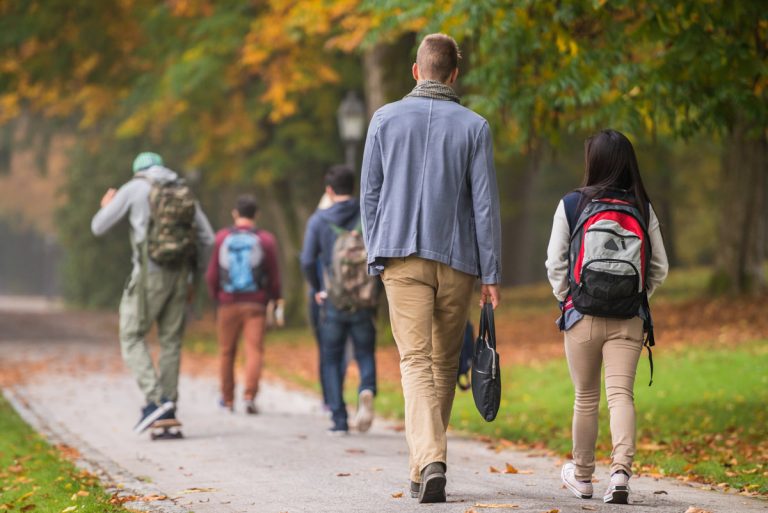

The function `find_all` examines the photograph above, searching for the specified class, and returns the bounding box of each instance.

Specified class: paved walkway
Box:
[0,303,765,513]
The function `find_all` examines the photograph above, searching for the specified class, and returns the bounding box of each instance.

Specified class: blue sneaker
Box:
[134,401,174,433]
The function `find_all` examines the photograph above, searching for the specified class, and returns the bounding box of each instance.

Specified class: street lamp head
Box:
[337,91,366,144]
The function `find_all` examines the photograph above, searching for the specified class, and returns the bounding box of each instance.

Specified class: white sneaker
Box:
[603,471,630,504]
[354,390,374,433]
[561,462,593,499]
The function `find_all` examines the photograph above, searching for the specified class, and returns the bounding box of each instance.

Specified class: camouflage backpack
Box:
[146,179,197,268]
[323,220,379,312]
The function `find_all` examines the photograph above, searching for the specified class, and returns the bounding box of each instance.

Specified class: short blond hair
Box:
[416,33,461,82]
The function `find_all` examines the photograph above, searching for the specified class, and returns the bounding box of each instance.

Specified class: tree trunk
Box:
[363,44,388,117]
[260,179,310,326]
[654,143,677,266]
[503,140,544,285]
[362,34,417,117]
[712,121,767,294]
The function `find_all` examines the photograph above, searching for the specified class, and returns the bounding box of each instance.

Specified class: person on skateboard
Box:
[91,152,214,435]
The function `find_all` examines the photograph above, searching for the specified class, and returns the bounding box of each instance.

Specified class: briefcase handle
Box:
[478,302,497,351]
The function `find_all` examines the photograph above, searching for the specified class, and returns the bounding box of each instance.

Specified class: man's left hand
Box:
[479,284,501,309]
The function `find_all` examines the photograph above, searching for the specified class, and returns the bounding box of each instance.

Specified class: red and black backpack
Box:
[565,190,652,318]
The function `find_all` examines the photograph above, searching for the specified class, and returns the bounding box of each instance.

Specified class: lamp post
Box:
[337,91,366,169]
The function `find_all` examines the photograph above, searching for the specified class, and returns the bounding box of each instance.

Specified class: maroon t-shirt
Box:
[205,226,282,305]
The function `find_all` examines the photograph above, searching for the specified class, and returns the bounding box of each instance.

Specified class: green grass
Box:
[0,395,127,512]
[361,341,768,495]
[187,266,768,496]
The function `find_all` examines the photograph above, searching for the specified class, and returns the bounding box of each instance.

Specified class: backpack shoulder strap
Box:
[562,191,583,234]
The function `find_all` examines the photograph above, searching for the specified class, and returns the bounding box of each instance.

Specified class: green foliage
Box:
[366,0,767,145]
[57,137,137,308]
[0,395,127,512]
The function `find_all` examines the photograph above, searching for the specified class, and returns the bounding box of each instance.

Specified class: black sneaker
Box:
[133,401,174,434]
[409,481,420,498]
[327,419,349,436]
[418,462,446,503]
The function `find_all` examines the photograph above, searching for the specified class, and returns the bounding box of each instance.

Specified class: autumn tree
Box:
[0,0,372,312]
[365,0,767,292]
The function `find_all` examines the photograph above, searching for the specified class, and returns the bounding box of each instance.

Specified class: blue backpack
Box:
[219,228,265,293]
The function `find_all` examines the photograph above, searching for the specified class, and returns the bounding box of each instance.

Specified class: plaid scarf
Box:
[404,80,460,104]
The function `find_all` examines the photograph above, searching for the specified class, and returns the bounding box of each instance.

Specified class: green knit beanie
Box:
[132,152,164,173]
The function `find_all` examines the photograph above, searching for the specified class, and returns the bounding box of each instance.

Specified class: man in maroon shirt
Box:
[206,195,282,414]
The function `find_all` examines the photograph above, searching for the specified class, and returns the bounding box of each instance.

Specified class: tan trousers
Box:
[564,315,644,480]
[381,256,475,482]
[217,302,267,405]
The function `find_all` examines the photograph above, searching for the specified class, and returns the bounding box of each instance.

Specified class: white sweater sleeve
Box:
[545,200,571,302]
[646,205,669,297]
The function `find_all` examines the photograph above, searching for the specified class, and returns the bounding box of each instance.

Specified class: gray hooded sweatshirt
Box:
[90,165,215,278]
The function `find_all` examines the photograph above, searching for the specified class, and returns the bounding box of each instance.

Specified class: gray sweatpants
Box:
[119,268,188,405]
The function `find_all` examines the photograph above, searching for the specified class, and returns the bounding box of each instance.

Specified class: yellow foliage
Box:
[0,94,20,123]
[238,0,360,121]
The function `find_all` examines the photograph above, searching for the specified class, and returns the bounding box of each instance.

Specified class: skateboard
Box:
[150,419,183,440]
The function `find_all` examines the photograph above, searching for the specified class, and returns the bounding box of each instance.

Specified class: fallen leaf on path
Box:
[474,504,519,509]
[391,492,403,498]
[684,508,713,513]
[581,506,597,511]
[544,510,560,513]
[504,463,518,474]
[489,466,500,473]
[177,487,217,494]
[653,490,668,495]
[336,472,351,477]
[142,494,168,501]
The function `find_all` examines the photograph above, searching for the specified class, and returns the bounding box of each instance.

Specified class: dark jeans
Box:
[319,301,377,429]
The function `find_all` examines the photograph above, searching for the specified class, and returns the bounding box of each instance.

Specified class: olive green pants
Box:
[119,269,188,406]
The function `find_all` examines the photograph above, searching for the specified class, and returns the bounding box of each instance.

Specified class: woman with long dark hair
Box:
[545,129,669,504]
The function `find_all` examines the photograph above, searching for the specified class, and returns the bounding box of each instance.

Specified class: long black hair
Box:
[578,129,651,223]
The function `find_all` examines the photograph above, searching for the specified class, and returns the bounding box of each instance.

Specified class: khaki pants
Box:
[381,256,475,482]
[119,269,188,405]
[564,315,644,480]
[217,302,267,405]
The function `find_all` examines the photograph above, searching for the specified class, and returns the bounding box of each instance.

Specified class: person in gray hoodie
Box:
[91,152,214,433]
